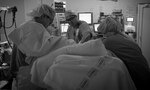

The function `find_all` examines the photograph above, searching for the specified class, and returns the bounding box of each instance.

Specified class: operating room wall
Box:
[24,0,42,21]
[65,0,150,27]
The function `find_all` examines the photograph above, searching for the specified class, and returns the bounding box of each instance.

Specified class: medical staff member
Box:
[65,10,93,43]
[9,4,75,57]
[97,17,150,90]
[8,4,75,90]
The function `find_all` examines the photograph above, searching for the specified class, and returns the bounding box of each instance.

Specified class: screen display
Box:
[127,17,134,22]
[78,12,92,24]
[94,23,100,32]
[60,23,69,33]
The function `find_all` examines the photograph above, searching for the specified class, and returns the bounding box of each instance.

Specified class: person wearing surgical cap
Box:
[97,17,150,90]
[8,4,75,90]
[65,10,93,43]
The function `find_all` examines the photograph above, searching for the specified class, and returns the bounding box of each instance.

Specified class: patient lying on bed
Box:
[30,38,136,90]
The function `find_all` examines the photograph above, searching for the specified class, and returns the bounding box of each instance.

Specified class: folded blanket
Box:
[44,55,136,90]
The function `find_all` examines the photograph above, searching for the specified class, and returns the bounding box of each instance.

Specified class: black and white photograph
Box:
[0,0,150,90]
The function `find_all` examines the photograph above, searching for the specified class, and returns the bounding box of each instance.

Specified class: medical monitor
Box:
[127,17,134,22]
[60,23,69,33]
[78,12,93,24]
[94,23,100,32]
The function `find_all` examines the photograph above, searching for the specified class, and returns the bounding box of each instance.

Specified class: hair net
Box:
[97,17,123,34]
[27,4,55,20]
[65,10,77,20]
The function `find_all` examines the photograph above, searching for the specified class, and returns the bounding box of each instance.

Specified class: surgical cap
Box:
[65,10,77,20]
[27,4,55,19]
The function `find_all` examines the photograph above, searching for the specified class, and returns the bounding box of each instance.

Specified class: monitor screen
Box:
[94,23,100,32]
[78,12,93,24]
[60,23,69,33]
[127,17,134,22]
